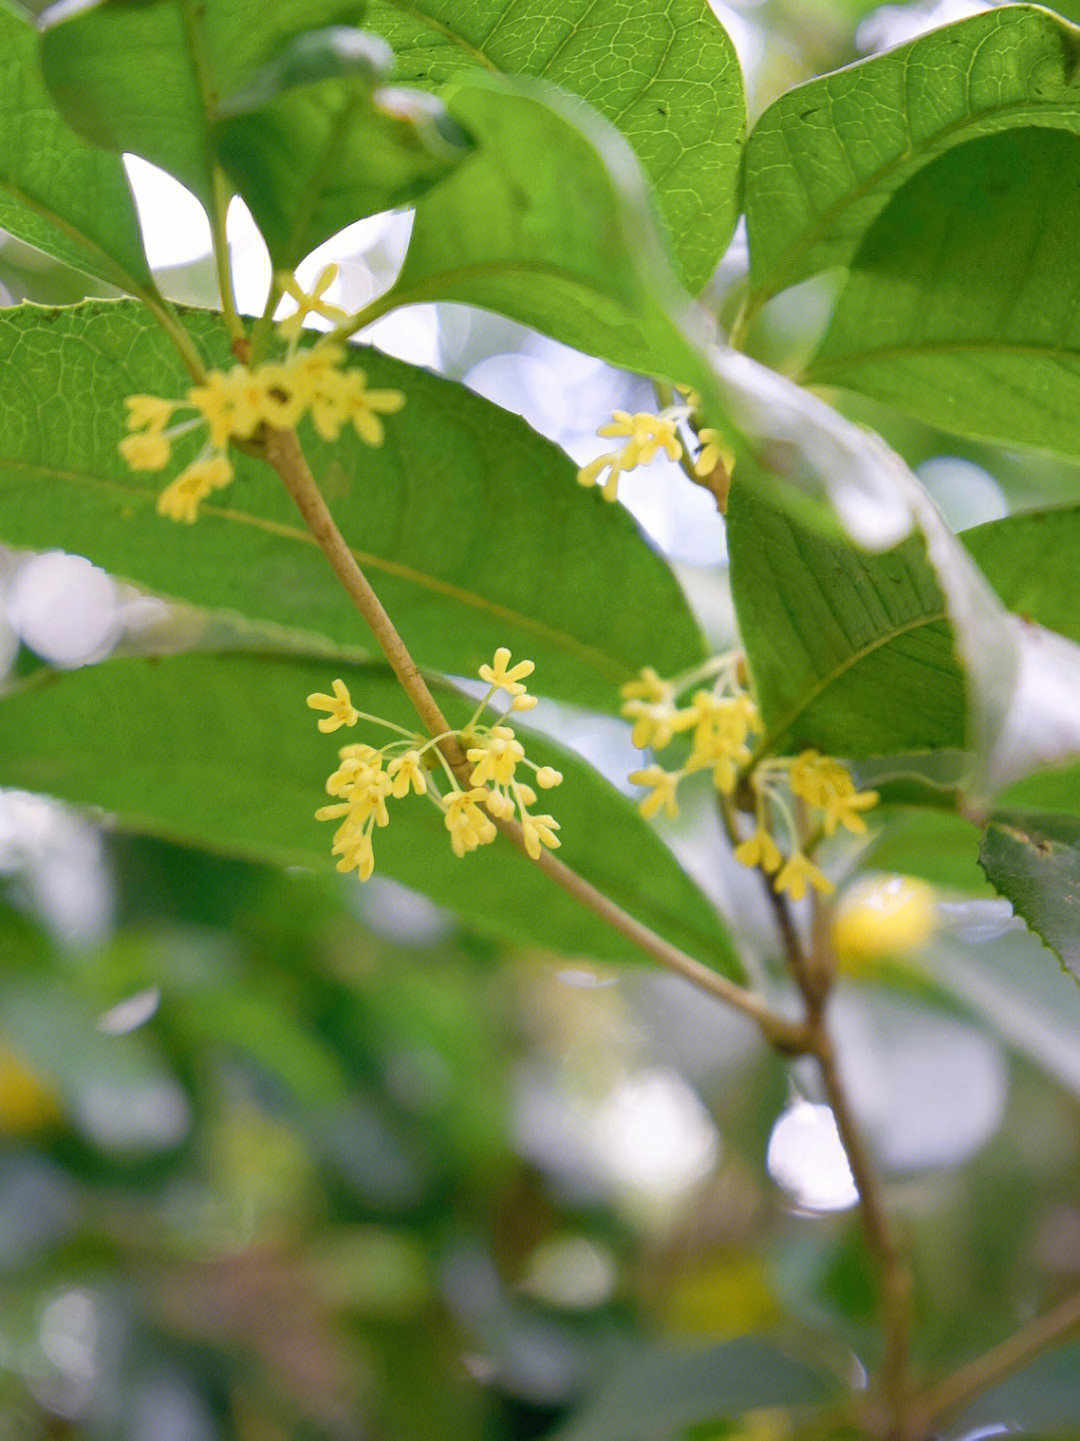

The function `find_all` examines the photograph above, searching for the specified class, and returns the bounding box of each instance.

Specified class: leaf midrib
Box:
[0,454,627,681]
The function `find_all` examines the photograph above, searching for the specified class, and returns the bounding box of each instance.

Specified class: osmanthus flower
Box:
[276,264,349,340]
[789,750,879,835]
[119,297,405,524]
[623,656,878,903]
[774,850,834,902]
[307,678,361,732]
[577,390,734,503]
[306,652,562,882]
[156,453,234,523]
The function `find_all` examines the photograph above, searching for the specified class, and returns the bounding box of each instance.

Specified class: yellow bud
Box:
[831,875,937,973]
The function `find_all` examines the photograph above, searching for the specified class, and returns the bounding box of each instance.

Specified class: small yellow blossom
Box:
[124,394,176,431]
[535,766,562,789]
[121,429,172,471]
[577,411,683,502]
[307,678,360,733]
[734,828,783,875]
[789,750,879,835]
[444,788,498,857]
[256,361,308,429]
[334,828,375,881]
[599,411,682,465]
[277,264,349,339]
[693,428,734,479]
[522,811,560,859]
[187,370,245,448]
[467,725,525,788]
[629,764,682,820]
[386,749,427,798]
[155,454,233,523]
[620,666,671,705]
[774,851,834,902]
[479,647,535,696]
[341,369,407,446]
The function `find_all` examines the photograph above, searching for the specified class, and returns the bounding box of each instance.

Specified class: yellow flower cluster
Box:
[119,267,405,522]
[307,648,563,881]
[621,660,879,903]
[577,388,733,502]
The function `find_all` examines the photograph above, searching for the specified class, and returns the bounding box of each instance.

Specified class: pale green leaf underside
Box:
[745,5,1080,306]
[365,0,746,294]
[0,1,152,292]
[726,487,966,758]
[388,75,707,380]
[0,301,706,712]
[0,652,741,974]
[40,0,372,205]
[213,28,471,269]
[807,130,1080,456]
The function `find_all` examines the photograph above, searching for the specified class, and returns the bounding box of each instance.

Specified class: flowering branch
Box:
[260,422,809,1052]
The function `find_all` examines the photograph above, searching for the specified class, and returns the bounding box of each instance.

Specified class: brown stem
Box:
[912,1285,1080,1433]
[755,858,914,1438]
[262,426,810,1053]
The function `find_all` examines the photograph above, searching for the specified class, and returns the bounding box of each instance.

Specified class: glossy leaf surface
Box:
[808,131,1080,456]
[745,6,1080,305]
[0,301,706,713]
[214,27,471,268]
[363,0,745,293]
[0,652,741,973]
[0,0,153,293]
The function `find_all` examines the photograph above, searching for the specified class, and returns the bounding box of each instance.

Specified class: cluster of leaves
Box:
[5,0,1080,1434]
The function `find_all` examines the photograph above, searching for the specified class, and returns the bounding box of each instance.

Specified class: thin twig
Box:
[751,851,915,1439]
[913,1285,1080,1432]
[261,425,810,1052]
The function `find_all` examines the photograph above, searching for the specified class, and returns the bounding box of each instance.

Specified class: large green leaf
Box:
[362,0,745,294]
[979,810,1080,978]
[0,0,153,293]
[0,651,742,974]
[0,301,706,713]
[963,505,1080,643]
[743,5,1080,312]
[715,366,1080,798]
[726,486,967,757]
[214,27,473,268]
[39,0,374,208]
[381,73,709,380]
[807,130,1080,456]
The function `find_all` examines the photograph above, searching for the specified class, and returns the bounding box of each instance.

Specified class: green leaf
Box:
[0,300,706,713]
[0,651,742,975]
[744,5,1080,309]
[214,27,472,269]
[979,810,1080,978]
[806,130,1080,456]
[39,0,382,208]
[863,810,992,893]
[963,505,1080,643]
[362,0,745,294]
[382,73,708,379]
[0,0,153,293]
[726,486,968,757]
[554,1337,835,1441]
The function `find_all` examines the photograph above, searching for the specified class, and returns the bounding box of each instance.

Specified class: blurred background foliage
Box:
[5,0,1080,1437]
